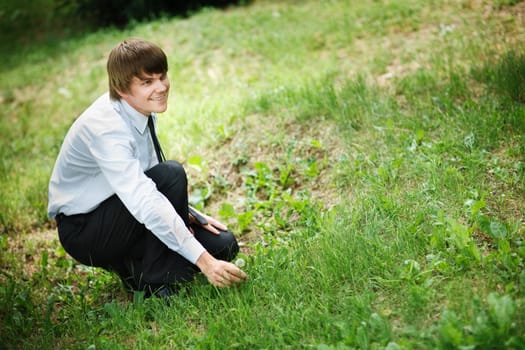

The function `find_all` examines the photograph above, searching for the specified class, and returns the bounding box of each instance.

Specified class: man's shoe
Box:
[153,284,179,299]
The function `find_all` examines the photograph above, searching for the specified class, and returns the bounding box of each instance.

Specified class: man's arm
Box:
[90,132,205,263]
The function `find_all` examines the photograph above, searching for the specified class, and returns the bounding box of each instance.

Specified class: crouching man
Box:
[47,38,247,298]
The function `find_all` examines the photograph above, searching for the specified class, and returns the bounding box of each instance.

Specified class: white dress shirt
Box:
[47,93,205,264]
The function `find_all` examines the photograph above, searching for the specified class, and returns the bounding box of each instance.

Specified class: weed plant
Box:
[1,0,524,349]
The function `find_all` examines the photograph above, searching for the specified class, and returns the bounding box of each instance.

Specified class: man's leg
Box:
[138,161,239,286]
[192,225,239,262]
[57,160,239,294]
[144,160,190,226]
[57,194,150,290]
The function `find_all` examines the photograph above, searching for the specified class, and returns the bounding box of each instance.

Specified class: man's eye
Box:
[142,80,151,85]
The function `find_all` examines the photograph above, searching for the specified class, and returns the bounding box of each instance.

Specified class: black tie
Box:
[148,115,208,225]
[148,115,165,163]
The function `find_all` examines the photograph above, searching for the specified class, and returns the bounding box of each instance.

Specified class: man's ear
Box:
[116,89,128,99]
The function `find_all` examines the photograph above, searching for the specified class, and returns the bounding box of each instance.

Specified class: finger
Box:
[227,274,243,284]
[228,268,246,280]
[205,216,227,230]
[226,268,247,283]
[213,275,225,287]
[204,224,221,235]
[220,274,232,287]
[211,220,228,231]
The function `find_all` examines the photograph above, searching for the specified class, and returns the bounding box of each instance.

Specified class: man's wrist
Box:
[196,251,216,272]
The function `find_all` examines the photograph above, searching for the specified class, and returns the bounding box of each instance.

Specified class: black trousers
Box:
[56,160,239,292]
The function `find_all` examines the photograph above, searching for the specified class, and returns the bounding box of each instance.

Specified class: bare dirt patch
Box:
[186,113,345,246]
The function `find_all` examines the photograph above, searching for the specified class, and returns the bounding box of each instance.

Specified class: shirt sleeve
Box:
[88,128,205,264]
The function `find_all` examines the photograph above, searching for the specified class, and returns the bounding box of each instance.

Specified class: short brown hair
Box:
[107,38,168,100]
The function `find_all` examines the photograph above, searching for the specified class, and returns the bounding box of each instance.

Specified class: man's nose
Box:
[154,78,169,91]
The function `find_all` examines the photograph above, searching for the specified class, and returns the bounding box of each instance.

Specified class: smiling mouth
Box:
[150,95,167,101]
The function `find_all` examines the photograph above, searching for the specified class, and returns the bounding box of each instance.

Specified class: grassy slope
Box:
[1,0,524,349]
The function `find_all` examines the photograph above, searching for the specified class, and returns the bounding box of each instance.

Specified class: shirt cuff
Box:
[177,235,206,265]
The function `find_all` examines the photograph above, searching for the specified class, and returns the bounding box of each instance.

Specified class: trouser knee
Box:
[222,231,240,261]
[195,227,240,262]
[146,160,187,190]
[145,160,189,226]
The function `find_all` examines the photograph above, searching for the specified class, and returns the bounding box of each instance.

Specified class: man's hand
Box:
[189,207,227,235]
[196,252,248,287]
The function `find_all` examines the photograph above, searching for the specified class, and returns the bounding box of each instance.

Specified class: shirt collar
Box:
[113,98,155,135]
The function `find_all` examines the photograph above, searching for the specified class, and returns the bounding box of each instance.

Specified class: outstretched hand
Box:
[196,252,248,287]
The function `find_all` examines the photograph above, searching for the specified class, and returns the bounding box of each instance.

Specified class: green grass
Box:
[1,0,525,349]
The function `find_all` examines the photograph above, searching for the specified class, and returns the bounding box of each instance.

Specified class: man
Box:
[48,38,247,298]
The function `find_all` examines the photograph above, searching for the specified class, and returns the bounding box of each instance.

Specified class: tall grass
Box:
[1,0,524,349]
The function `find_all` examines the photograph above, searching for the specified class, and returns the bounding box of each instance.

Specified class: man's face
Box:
[119,72,170,116]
